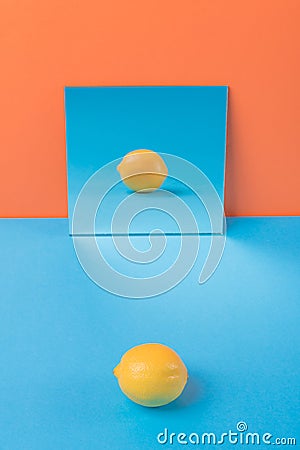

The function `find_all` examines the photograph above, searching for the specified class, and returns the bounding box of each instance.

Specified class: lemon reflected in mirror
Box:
[117,149,168,192]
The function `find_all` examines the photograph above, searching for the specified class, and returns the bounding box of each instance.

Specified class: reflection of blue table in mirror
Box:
[0,217,299,449]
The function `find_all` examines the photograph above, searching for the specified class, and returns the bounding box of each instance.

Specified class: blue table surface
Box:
[0,217,299,450]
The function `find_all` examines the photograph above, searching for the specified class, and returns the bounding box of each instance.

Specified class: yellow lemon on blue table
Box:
[113,343,188,407]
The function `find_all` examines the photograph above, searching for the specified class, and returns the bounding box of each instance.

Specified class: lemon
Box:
[117,149,168,192]
[113,343,188,407]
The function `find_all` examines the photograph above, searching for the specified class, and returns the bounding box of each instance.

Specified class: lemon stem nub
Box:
[113,364,120,378]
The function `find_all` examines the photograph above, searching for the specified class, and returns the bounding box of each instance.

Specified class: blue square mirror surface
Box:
[65,86,228,235]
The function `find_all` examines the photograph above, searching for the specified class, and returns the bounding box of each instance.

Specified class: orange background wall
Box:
[1,0,299,218]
